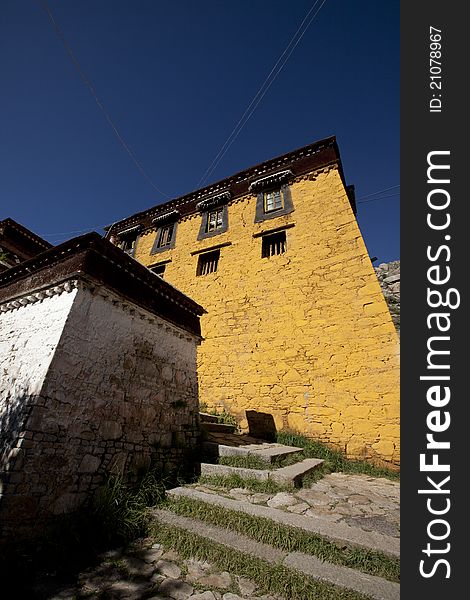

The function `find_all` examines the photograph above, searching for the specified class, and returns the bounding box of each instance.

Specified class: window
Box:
[262,231,286,258]
[197,250,220,276]
[150,210,179,255]
[206,208,224,232]
[150,264,166,277]
[197,204,228,240]
[157,224,174,248]
[117,232,138,256]
[254,184,294,223]
[264,189,284,213]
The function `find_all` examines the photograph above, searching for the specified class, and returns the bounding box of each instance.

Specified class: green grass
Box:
[214,454,327,486]
[200,403,240,430]
[163,496,400,583]
[198,473,294,494]
[276,431,400,481]
[152,524,370,600]
[218,454,271,470]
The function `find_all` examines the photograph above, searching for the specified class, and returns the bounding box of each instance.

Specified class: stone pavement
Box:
[36,472,399,599]
[194,473,400,539]
[46,541,282,600]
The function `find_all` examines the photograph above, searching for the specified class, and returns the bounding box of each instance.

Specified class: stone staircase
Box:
[148,479,400,600]
[199,412,322,487]
[140,413,402,599]
[151,506,399,600]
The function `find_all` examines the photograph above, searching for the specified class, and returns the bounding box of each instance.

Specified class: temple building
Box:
[106,136,400,465]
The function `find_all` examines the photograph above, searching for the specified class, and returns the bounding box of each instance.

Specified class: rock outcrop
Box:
[375,260,400,332]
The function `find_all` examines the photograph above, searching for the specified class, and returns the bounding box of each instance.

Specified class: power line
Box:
[356,184,400,201]
[40,225,108,237]
[357,193,400,205]
[197,0,328,188]
[37,0,169,198]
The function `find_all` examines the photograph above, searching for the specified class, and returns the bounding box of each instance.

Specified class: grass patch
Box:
[216,454,327,486]
[200,404,239,430]
[164,496,400,583]
[276,431,400,481]
[198,473,293,494]
[218,454,271,470]
[2,469,168,596]
[88,470,167,545]
[152,524,369,600]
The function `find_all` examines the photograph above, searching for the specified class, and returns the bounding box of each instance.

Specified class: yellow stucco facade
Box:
[110,138,400,466]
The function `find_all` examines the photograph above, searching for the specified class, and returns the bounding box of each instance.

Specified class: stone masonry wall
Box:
[375,260,400,332]
[134,166,400,465]
[0,288,76,528]
[0,280,200,541]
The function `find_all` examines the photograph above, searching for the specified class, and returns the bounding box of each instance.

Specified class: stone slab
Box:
[199,412,219,423]
[270,458,324,484]
[200,463,270,481]
[284,552,400,600]
[167,487,400,558]
[151,508,399,599]
[152,509,285,563]
[201,423,236,434]
[218,443,303,463]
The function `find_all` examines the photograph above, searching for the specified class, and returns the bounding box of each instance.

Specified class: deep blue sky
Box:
[0,0,399,262]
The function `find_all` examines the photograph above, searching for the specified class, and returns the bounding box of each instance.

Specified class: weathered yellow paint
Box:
[134,166,400,466]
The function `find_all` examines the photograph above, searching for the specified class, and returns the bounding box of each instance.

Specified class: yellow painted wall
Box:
[134,166,400,465]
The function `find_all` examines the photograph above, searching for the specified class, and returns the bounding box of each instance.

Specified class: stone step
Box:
[199,412,219,424]
[151,508,399,600]
[201,463,270,481]
[200,457,323,486]
[218,442,303,463]
[201,422,236,434]
[167,486,400,559]
[270,458,324,485]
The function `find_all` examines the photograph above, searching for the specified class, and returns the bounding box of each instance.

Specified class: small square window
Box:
[264,189,284,213]
[157,224,174,248]
[262,231,286,258]
[197,250,220,276]
[206,208,224,232]
[150,264,166,277]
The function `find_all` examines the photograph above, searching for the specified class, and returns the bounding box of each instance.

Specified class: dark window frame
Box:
[150,221,178,255]
[116,229,140,257]
[196,249,220,276]
[261,230,287,258]
[197,204,229,240]
[149,263,166,277]
[254,183,294,223]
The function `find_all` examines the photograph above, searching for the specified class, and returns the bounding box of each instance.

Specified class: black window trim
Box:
[116,225,142,257]
[196,191,231,241]
[197,204,229,240]
[196,248,220,276]
[254,183,294,223]
[150,220,178,255]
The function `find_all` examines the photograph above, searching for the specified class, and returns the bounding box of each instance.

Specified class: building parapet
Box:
[0,232,205,337]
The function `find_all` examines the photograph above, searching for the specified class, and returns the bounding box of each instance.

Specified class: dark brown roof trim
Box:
[248,170,293,192]
[106,136,352,236]
[0,218,53,258]
[0,232,205,337]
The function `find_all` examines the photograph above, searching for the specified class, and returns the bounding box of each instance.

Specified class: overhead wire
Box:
[37,0,169,198]
[356,184,400,201]
[197,0,329,188]
[357,193,400,205]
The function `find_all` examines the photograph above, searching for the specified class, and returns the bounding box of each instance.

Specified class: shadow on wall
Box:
[0,389,38,542]
[245,410,277,442]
